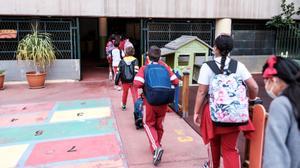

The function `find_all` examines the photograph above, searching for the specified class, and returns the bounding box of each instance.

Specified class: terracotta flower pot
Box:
[26,71,47,89]
[0,74,5,90]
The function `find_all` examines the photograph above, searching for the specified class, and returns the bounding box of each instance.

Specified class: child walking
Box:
[193,34,259,168]
[115,47,139,110]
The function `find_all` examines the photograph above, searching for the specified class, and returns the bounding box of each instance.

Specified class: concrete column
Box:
[215,18,232,38]
[99,17,107,60]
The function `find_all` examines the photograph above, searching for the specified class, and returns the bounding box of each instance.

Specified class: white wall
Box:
[0,0,299,19]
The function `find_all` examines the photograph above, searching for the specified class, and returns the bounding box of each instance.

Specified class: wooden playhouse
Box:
[160,35,213,85]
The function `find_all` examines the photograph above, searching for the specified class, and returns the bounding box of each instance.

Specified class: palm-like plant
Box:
[16,24,56,73]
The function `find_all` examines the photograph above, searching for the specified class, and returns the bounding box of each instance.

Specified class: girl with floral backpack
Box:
[193,34,259,168]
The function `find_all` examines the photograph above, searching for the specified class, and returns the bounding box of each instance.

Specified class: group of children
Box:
[106,35,178,166]
[106,34,300,168]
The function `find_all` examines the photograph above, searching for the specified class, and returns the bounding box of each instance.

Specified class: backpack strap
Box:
[228,59,238,74]
[119,49,123,60]
[206,60,222,75]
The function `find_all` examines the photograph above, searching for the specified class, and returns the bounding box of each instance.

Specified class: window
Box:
[231,20,276,56]
[178,55,190,66]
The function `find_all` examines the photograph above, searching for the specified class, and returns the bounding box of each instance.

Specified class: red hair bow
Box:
[263,55,278,78]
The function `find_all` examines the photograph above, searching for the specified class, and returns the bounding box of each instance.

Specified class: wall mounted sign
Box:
[0,29,17,39]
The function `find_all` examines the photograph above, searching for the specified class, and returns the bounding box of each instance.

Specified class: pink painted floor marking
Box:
[0,111,48,127]
[0,102,54,115]
[25,134,121,166]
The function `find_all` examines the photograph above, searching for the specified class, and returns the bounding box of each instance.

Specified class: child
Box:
[262,56,300,168]
[112,40,125,90]
[134,46,179,166]
[115,47,139,110]
[193,34,259,168]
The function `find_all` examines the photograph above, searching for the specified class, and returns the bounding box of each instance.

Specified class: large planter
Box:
[26,72,47,89]
[0,74,4,90]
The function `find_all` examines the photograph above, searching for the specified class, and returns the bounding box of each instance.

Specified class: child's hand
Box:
[193,113,200,127]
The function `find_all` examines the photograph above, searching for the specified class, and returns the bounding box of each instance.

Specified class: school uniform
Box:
[112,48,125,81]
[198,57,255,168]
[115,56,139,106]
[134,61,179,153]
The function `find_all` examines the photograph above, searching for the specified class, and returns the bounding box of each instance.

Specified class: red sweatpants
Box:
[209,131,241,168]
[143,100,168,153]
[122,83,138,105]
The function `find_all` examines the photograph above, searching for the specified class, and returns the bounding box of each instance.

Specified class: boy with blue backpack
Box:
[134,46,179,166]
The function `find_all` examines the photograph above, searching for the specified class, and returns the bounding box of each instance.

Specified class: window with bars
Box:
[142,20,214,53]
[0,18,79,60]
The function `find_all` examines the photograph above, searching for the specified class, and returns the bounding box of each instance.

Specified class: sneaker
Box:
[121,105,126,111]
[117,86,122,91]
[153,147,164,166]
[202,161,210,168]
[109,72,112,80]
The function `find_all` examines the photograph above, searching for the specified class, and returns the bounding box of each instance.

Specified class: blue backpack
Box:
[134,97,144,129]
[144,63,175,106]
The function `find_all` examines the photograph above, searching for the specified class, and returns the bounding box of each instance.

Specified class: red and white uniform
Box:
[117,56,139,106]
[198,57,255,168]
[134,61,179,153]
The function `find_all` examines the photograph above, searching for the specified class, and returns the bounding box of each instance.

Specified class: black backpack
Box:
[120,60,135,83]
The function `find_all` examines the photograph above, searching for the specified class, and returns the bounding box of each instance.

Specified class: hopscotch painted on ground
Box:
[0,99,127,168]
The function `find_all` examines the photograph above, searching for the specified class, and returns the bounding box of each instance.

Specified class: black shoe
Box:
[153,147,164,166]
[202,161,209,168]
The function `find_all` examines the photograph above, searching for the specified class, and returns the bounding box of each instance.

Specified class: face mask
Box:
[265,79,277,99]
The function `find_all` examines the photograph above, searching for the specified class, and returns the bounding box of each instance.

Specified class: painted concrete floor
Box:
[0,68,208,168]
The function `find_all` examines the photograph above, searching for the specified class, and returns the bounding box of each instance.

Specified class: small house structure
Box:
[160,35,212,85]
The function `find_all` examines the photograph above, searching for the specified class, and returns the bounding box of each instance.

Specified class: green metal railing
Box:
[275,24,300,59]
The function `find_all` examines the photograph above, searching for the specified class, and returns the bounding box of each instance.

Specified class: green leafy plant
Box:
[266,0,300,30]
[16,23,56,73]
[0,70,5,75]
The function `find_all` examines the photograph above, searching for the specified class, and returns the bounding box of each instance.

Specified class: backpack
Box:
[120,60,135,83]
[207,59,249,126]
[133,97,144,129]
[119,49,123,60]
[144,63,175,106]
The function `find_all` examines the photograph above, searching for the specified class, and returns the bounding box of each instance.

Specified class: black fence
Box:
[0,17,80,60]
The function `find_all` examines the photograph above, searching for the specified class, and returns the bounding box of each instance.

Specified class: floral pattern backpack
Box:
[206,59,249,126]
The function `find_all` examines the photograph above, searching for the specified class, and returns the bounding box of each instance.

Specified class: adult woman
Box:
[193,34,259,168]
[262,56,300,168]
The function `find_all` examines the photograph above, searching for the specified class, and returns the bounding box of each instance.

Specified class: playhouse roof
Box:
[161,35,212,56]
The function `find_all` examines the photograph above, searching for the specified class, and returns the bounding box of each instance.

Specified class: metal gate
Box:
[275,24,300,59]
[141,19,214,53]
[0,17,80,60]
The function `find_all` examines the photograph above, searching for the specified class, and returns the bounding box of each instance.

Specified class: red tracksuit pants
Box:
[143,100,168,154]
[121,83,138,105]
[209,131,241,168]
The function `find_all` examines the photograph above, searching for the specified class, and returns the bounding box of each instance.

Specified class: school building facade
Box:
[0,0,299,81]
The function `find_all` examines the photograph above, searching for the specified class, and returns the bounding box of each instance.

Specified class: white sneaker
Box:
[109,72,112,80]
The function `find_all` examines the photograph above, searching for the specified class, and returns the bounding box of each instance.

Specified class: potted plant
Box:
[16,24,56,89]
[0,70,5,90]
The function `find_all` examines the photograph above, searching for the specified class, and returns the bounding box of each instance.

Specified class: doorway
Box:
[79,18,103,81]
[79,18,141,81]
[107,18,141,63]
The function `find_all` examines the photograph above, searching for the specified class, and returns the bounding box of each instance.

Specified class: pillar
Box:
[99,17,107,60]
[215,18,232,37]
